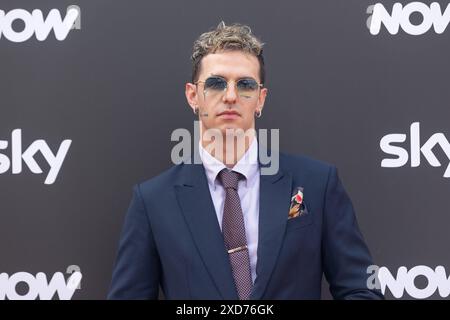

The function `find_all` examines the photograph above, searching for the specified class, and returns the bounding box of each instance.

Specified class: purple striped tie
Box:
[218,169,253,300]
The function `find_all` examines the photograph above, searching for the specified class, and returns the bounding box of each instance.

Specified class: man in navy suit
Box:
[108,22,383,300]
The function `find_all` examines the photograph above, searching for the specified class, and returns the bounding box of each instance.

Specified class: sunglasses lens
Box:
[237,79,259,98]
[204,77,227,91]
[237,79,259,91]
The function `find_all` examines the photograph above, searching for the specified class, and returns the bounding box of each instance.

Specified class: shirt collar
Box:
[199,137,259,190]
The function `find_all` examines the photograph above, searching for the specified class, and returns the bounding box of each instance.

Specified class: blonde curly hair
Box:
[191,21,265,84]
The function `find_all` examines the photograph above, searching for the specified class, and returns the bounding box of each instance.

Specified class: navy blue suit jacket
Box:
[108,152,383,299]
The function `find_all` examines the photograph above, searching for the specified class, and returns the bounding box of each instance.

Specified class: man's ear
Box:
[257,87,268,112]
[185,83,198,113]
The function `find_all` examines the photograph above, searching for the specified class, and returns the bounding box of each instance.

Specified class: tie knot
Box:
[218,169,241,190]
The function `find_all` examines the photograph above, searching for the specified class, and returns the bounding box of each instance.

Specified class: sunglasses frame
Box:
[194,76,264,99]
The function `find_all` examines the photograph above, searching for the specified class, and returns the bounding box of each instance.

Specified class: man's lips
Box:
[217,110,240,118]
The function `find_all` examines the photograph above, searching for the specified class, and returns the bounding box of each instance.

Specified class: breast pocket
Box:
[285,210,313,231]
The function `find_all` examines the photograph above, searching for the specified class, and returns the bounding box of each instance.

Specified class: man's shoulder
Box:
[277,152,337,188]
[135,163,185,195]
[279,151,334,174]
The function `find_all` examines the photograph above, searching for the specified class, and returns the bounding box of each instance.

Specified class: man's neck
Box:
[200,130,255,168]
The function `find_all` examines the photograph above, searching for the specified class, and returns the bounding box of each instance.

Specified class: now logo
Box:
[367,2,450,35]
[0,5,80,42]
[380,122,450,178]
[0,129,72,185]
[0,269,82,300]
[367,265,450,299]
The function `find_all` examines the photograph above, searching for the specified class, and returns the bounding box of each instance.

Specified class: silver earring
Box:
[194,107,199,115]
[255,109,262,118]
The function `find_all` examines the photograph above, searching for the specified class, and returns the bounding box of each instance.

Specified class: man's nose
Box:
[222,81,238,104]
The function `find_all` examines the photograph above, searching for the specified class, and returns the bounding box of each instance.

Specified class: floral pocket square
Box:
[288,187,308,219]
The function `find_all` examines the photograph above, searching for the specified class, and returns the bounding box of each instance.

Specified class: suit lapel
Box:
[174,163,238,300]
[251,166,293,300]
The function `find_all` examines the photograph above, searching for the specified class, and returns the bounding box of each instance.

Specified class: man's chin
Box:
[202,122,254,135]
[219,124,247,134]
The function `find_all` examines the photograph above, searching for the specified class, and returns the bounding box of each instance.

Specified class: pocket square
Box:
[288,187,307,219]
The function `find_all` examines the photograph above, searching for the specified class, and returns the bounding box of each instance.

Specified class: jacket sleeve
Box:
[108,184,161,299]
[321,166,384,300]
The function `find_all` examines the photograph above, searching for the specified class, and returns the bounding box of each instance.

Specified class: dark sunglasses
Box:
[195,76,263,97]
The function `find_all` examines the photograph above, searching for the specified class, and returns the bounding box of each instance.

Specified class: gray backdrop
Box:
[1,0,449,299]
